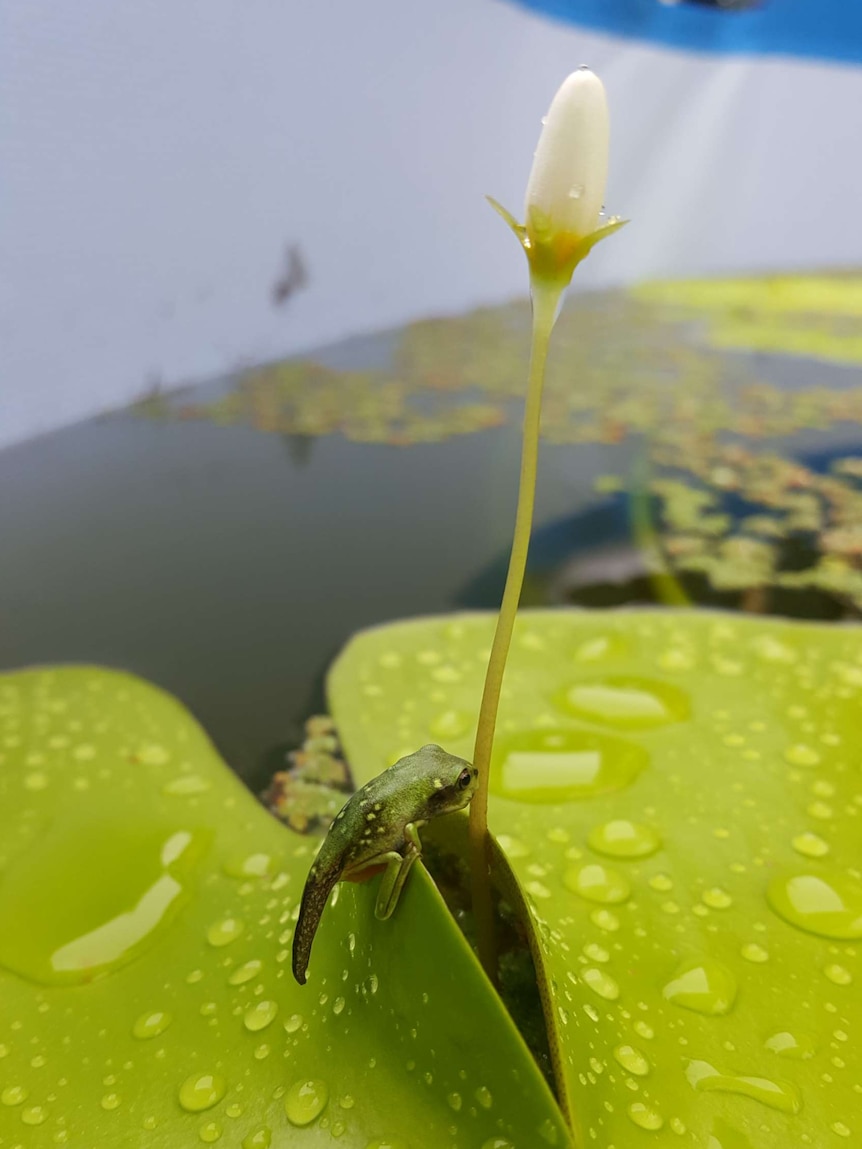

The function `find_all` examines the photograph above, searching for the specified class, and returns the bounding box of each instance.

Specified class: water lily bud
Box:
[487,66,625,288]
[525,67,609,253]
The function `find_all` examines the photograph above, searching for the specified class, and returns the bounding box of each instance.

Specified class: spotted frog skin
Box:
[291,744,477,984]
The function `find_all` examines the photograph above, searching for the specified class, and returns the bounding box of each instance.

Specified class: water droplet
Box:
[831,1122,852,1138]
[634,1020,654,1040]
[223,853,273,879]
[495,835,530,858]
[1,1085,28,1106]
[764,1031,814,1059]
[179,1073,227,1113]
[590,908,620,931]
[581,967,620,1000]
[228,959,263,985]
[740,943,769,963]
[614,1044,650,1075]
[475,1085,493,1108]
[792,832,829,858]
[649,873,673,892]
[0,823,208,985]
[628,1102,663,1130]
[100,1093,121,1110]
[685,1059,801,1114]
[430,710,470,739]
[662,957,737,1015]
[364,1140,409,1149]
[559,677,689,729]
[199,1121,222,1143]
[751,635,796,664]
[163,775,210,795]
[491,729,646,803]
[824,963,853,985]
[242,1128,271,1149]
[583,942,609,962]
[447,1091,462,1111]
[285,1079,328,1126]
[784,744,821,768]
[132,1009,172,1040]
[332,995,346,1016]
[702,887,733,909]
[21,1104,47,1125]
[206,918,245,947]
[767,871,862,939]
[657,646,696,671]
[481,1140,514,1149]
[587,819,660,859]
[568,183,584,200]
[244,1000,278,1031]
[284,1013,303,1034]
[565,862,630,904]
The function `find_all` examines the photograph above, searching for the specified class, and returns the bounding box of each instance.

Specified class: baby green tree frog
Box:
[292,744,477,984]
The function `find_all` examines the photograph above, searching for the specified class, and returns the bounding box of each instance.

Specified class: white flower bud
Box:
[487,66,623,288]
[525,67,609,247]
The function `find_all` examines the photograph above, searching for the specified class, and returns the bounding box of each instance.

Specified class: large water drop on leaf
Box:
[685,1060,802,1114]
[662,957,737,1015]
[557,676,689,728]
[767,871,862,939]
[0,819,207,984]
[587,818,661,858]
[492,729,646,803]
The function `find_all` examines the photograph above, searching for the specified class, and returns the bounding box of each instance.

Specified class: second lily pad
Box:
[329,609,862,1146]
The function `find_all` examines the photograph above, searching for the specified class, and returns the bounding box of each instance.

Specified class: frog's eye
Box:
[456,768,473,790]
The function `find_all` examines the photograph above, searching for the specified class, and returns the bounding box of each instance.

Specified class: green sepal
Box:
[486,195,528,245]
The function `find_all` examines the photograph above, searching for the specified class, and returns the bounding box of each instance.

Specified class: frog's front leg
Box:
[375,822,424,919]
[343,823,423,921]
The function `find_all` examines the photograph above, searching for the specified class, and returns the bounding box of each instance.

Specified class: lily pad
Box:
[0,666,568,1148]
[329,610,862,1146]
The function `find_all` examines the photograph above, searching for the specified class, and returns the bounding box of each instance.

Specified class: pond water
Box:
[3,279,862,790]
[0,388,628,790]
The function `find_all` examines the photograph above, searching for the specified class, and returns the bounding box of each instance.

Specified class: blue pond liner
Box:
[511,0,862,66]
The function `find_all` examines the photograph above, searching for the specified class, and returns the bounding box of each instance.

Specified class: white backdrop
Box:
[2,0,861,449]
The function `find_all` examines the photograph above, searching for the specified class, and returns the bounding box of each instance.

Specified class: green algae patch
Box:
[636,275,862,365]
[328,610,862,1147]
[0,667,568,1149]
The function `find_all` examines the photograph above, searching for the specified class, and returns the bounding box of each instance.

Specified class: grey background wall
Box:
[2,0,860,449]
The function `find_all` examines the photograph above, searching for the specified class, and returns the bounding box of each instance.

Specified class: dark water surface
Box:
[0,409,627,789]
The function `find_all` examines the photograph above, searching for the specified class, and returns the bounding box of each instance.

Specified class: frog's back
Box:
[291,769,405,984]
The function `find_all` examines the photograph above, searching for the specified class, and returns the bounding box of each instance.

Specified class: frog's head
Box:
[404,743,478,815]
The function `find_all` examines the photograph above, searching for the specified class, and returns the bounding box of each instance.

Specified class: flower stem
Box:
[468,278,562,982]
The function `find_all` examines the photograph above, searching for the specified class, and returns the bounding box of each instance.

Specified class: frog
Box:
[292,743,478,984]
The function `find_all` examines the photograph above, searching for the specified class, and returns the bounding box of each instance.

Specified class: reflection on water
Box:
[0,406,624,788]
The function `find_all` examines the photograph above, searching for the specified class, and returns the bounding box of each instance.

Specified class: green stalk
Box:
[628,448,692,608]
[468,278,562,981]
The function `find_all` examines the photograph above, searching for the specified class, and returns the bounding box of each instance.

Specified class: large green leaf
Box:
[0,667,568,1148]
[329,610,862,1146]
